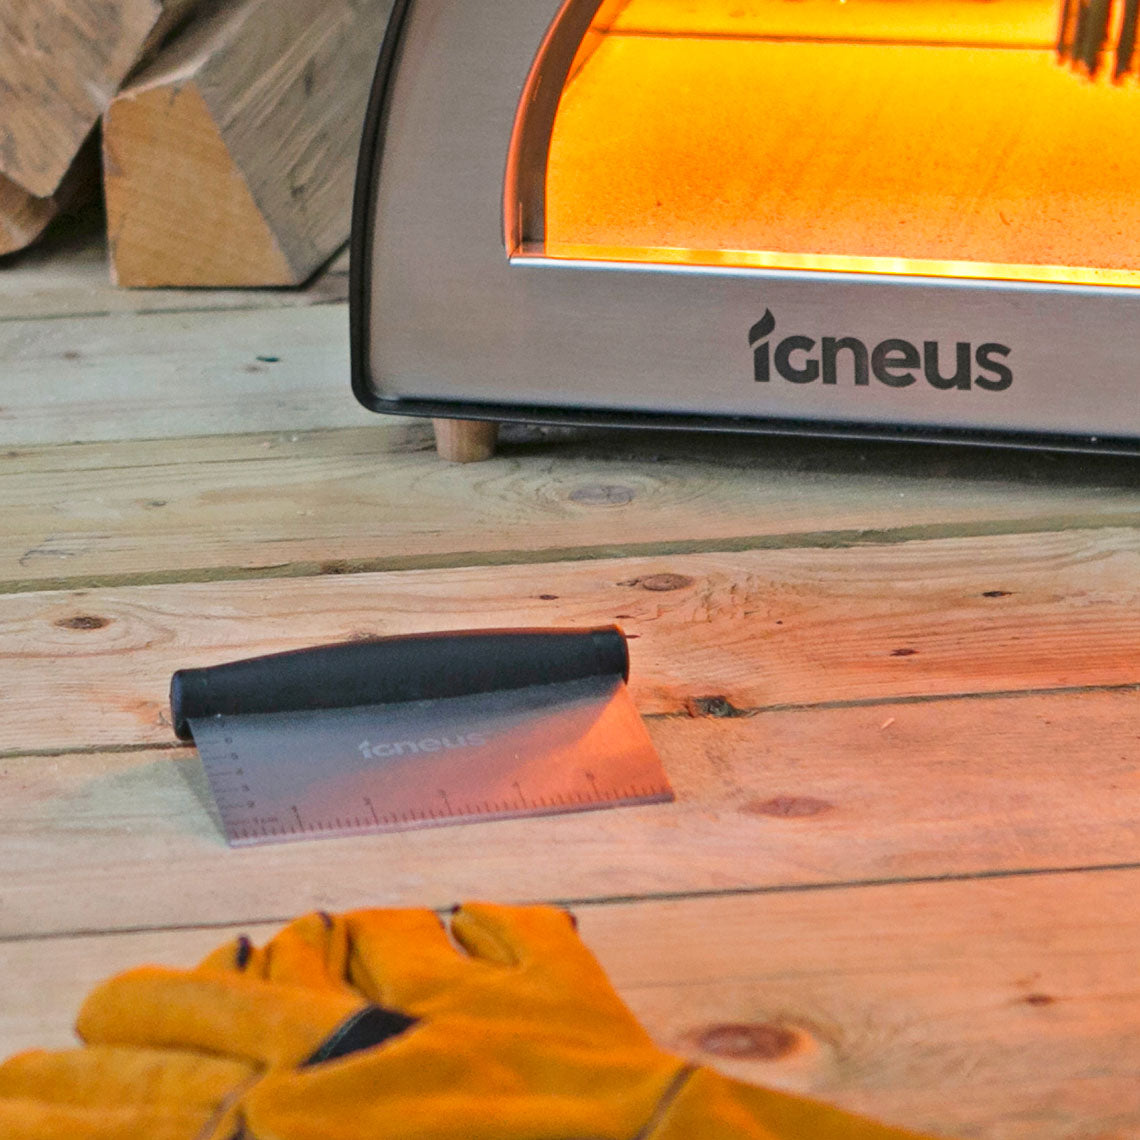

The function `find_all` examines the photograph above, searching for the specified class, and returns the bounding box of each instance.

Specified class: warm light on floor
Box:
[544,0,1140,287]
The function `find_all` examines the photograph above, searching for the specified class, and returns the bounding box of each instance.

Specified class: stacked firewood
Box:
[0,0,392,286]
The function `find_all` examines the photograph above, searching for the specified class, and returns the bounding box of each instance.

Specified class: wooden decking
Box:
[3,217,1140,1136]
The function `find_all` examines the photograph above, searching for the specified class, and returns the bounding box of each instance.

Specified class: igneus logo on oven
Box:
[748,310,1013,391]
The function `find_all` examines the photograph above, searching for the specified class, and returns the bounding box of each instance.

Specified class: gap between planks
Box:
[9,862,1140,947]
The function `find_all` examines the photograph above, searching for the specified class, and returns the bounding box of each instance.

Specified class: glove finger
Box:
[77,967,364,1069]
[0,1100,233,1140]
[450,904,647,1028]
[197,913,349,990]
[450,903,596,972]
[262,911,351,988]
[0,1046,253,1109]
[198,935,256,974]
[345,909,482,1009]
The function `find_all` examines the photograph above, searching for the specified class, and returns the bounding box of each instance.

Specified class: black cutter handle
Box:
[170,626,629,741]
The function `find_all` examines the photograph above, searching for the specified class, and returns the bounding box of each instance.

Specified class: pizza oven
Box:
[351,0,1140,454]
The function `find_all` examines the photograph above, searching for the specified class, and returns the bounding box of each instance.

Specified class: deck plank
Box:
[0,304,377,445]
[4,529,1140,753]
[4,873,1140,1138]
[1,689,1138,939]
[4,427,1140,590]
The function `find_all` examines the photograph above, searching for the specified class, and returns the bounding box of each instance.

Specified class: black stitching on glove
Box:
[304,1006,418,1067]
[235,937,253,971]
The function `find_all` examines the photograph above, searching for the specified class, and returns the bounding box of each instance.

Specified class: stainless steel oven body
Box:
[352,0,1140,454]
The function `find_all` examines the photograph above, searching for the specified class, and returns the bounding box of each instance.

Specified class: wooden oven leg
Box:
[432,418,500,463]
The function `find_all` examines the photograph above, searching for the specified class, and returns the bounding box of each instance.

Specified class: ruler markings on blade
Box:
[190,674,673,848]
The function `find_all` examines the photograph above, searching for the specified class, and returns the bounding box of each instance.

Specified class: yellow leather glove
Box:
[0,1047,253,1140]
[244,904,937,1140]
[0,911,407,1140]
[1,904,939,1140]
[245,903,691,1139]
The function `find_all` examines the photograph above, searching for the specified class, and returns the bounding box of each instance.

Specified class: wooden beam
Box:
[0,0,201,199]
[103,0,396,286]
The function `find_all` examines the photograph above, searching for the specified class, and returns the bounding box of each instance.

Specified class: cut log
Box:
[0,141,100,258]
[103,0,396,287]
[0,179,56,259]
[0,0,201,200]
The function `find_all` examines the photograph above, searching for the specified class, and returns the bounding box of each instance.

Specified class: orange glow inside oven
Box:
[542,0,1140,286]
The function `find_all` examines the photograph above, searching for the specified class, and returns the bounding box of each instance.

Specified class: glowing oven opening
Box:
[524,0,1140,287]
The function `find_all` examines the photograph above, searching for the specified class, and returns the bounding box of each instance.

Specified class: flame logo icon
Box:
[749,310,776,348]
